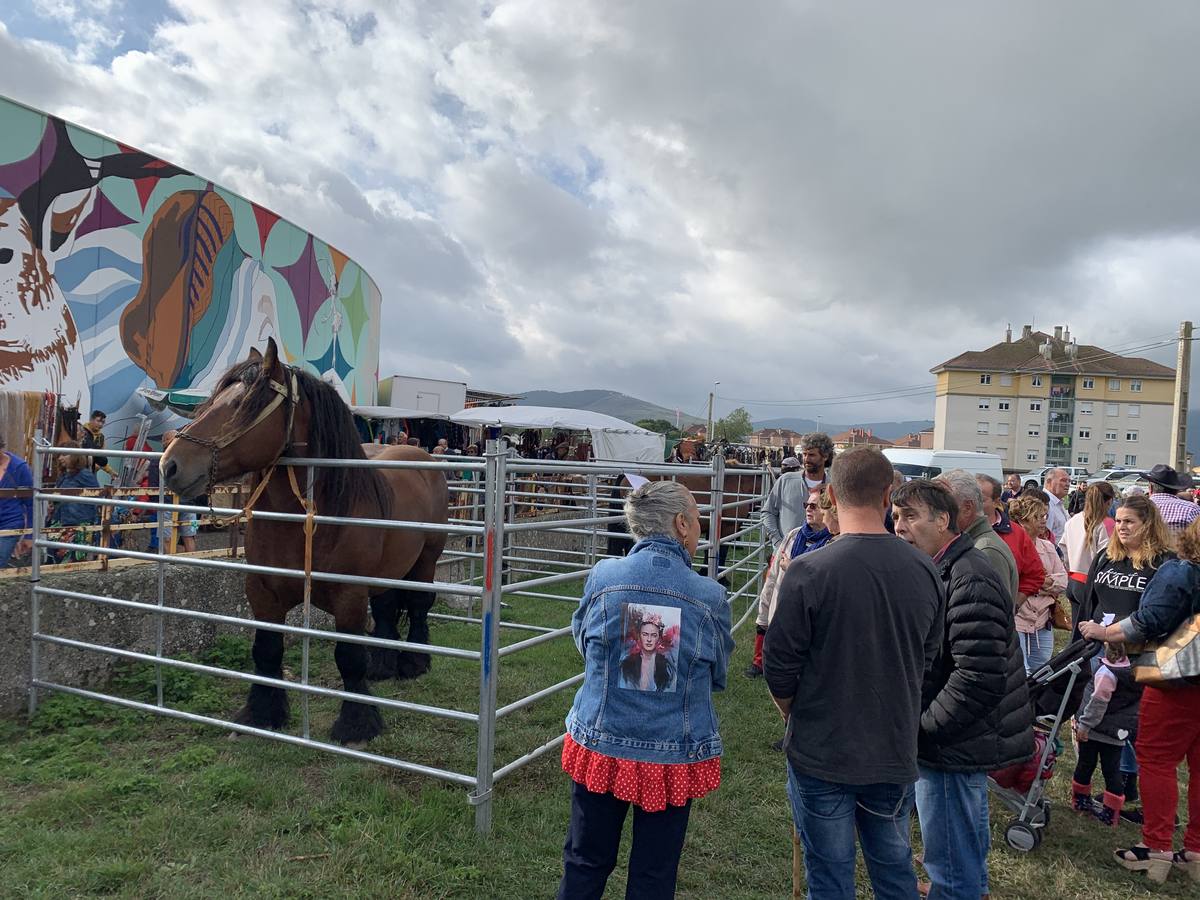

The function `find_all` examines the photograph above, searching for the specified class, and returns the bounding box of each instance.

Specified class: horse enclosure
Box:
[26,442,771,831]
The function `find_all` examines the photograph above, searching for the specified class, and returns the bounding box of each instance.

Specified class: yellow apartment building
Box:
[931,325,1175,473]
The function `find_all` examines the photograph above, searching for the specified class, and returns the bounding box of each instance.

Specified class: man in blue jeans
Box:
[892,480,1032,900]
[764,448,944,899]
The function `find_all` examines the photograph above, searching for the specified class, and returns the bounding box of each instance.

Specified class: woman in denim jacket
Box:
[1081,516,1200,885]
[557,480,734,900]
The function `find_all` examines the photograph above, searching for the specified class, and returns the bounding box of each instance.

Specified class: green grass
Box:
[1,564,1194,898]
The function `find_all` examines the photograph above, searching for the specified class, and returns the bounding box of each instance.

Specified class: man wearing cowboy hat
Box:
[1144,463,1199,533]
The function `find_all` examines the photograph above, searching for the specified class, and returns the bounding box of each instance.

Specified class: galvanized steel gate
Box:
[28,441,770,831]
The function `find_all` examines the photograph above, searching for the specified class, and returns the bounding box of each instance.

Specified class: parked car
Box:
[1085,467,1139,486]
[1112,472,1151,496]
[883,449,1004,483]
[1019,465,1093,489]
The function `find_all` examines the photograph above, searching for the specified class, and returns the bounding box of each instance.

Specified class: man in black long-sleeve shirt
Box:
[764,447,944,900]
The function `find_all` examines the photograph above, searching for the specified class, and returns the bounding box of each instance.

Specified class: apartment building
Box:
[931,325,1175,472]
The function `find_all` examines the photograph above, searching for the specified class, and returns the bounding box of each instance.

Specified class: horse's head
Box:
[160,337,298,497]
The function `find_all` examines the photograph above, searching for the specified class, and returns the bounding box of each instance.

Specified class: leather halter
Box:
[175,368,299,493]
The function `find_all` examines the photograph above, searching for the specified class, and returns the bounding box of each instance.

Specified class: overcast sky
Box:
[2,1,1198,425]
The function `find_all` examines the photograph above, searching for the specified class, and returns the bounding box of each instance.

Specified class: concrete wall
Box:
[0,511,593,717]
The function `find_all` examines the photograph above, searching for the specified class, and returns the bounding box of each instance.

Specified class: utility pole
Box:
[1170,320,1192,473]
[706,383,719,441]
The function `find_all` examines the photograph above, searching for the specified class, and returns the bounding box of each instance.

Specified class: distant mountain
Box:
[755,417,935,441]
[514,389,705,427]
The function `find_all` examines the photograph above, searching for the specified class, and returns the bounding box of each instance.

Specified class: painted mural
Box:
[0,95,381,443]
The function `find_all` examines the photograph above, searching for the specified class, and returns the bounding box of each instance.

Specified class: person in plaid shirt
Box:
[1145,465,1200,534]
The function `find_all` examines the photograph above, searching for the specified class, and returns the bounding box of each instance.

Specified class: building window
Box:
[999,374,1013,386]
[998,401,1011,411]
[1030,401,1042,412]
[977,422,990,434]
[1106,403,1119,416]
[1077,453,1089,465]
[1078,427,1091,439]
[1031,375,1043,387]
[995,447,1006,456]
[978,397,990,409]
[975,446,988,454]
[1130,379,1142,392]
[997,423,1010,436]
[1027,450,1039,462]
[1128,404,1140,417]
[1103,452,1117,465]
[1125,454,1137,466]
[1079,401,1093,415]
[1082,377,1095,389]
[980,373,992,385]
[1108,378,1121,391]
[1105,430,1118,441]
[1126,430,1138,442]
[1028,427,1040,437]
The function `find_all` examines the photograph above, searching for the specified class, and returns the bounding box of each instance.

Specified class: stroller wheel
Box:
[1005,820,1041,853]
[1039,800,1051,828]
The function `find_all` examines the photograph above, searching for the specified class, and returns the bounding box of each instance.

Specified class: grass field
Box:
[1,573,1194,898]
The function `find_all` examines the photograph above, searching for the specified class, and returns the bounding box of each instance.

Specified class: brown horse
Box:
[160,338,448,745]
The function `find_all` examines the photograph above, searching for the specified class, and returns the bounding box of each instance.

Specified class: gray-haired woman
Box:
[557,480,734,899]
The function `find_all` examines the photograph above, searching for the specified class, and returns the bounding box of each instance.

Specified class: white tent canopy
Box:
[351,405,449,421]
[448,405,665,463]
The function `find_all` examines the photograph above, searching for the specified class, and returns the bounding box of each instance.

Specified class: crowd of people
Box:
[557,436,1200,898]
[0,410,206,568]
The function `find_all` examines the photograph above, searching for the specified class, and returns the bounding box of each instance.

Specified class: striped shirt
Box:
[1149,492,1200,532]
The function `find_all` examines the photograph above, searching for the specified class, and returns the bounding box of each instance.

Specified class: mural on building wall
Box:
[0,96,381,441]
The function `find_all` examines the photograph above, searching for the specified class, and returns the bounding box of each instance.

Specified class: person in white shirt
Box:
[1059,481,1117,626]
[1043,468,1070,543]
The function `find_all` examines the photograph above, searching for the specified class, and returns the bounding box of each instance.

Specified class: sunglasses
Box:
[804,503,820,509]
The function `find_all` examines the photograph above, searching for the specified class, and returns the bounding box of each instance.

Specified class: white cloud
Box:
[2,0,1199,427]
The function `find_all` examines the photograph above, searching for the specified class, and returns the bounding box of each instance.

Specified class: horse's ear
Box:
[247,346,263,363]
[262,337,280,373]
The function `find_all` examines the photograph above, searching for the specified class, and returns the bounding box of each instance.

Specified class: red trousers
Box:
[1136,683,1200,852]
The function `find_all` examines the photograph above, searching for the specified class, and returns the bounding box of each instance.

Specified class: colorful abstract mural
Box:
[0,94,381,441]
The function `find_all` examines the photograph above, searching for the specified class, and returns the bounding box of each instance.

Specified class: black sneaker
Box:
[1120,807,1143,826]
[744,664,763,678]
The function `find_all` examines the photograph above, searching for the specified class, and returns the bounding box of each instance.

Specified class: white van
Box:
[882,449,1005,483]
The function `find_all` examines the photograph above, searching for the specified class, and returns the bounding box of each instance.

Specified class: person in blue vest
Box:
[0,438,34,567]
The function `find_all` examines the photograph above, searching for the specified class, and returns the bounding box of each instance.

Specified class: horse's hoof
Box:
[366,648,400,681]
[232,685,290,730]
[396,652,431,680]
[330,702,384,746]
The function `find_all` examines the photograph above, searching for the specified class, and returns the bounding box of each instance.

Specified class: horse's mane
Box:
[205,360,392,520]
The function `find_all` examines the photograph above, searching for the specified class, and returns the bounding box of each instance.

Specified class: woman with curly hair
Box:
[1081,517,1200,884]
[1074,493,1175,834]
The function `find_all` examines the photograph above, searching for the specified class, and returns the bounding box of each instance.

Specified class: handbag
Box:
[1051,599,1072,631]
[1131,612,1200,687]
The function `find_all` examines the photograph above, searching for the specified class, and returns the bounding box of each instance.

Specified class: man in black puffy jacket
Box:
[893,479,1032,900]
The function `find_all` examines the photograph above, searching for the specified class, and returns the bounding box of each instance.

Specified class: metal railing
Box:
[27,441,770,832]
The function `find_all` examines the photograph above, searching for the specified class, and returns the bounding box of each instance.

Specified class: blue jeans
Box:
[0,534,18,568]
[1017,626,1053,675]
[787,764,918,900]
[915,766,989,900]
[1120,740,1137,776]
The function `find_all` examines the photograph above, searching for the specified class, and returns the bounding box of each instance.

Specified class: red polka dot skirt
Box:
[561,734,722,812]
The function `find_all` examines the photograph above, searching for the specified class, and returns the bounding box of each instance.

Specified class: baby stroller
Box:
[988,639,1102,852]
